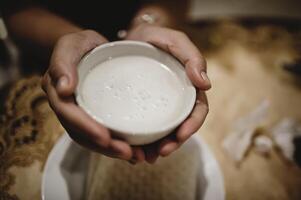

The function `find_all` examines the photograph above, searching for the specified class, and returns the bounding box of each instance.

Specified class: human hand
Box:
[42,30,135,161]
[126,24,211,164]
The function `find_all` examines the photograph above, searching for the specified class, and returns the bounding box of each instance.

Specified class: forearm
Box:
[5,6,82,49]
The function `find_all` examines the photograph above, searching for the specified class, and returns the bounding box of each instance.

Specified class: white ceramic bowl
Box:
[42,133,225,200]
[75,41,196,145]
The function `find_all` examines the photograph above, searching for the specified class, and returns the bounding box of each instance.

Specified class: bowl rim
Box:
[75,40,196,135]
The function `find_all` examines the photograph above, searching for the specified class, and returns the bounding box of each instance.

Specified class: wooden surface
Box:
[190,22,301,200]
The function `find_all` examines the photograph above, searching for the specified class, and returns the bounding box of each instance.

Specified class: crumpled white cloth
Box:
[272,118,301,161]
[223,100,269,162]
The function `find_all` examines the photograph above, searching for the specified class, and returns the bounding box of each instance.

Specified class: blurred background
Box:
[1,0,300,87]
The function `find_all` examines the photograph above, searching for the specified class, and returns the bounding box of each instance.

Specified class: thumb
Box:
[185,57,211,90]
[49,30,108,97]
[48,58,78,97]
[56,71,77,97]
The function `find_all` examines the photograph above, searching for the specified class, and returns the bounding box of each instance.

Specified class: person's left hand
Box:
[126,24,211,164]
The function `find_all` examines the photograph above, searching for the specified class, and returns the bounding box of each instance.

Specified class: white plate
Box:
[42,133,225,200]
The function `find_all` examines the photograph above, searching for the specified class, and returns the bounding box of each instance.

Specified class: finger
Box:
[44,74,110,148]
[144,143,159,164]
[159,141,178,157]
[185,57,211,90]
[145,28,211,90]
[45,74,133,160]
[158,92,208,156]
[109,139,133,160]
[132,146,146,163]
[158,134,179,157]
[176,91,209,143]
[49,30,108,97]
[69,131,132,160]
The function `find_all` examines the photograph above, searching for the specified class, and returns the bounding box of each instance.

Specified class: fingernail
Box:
[57,76,68,90]
[200,71,211,86]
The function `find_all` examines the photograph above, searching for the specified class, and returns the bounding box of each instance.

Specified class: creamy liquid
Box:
[81,56,185,133]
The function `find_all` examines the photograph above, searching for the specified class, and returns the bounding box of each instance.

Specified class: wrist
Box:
[132,5,173,28]
[131,13,160,29]
[117,5,173,39]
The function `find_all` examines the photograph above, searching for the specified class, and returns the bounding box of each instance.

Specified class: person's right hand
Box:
[41,30,139,161]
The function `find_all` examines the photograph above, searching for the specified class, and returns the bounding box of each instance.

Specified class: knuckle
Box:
[77,30,91,41]
[53,58,67,70]
[48,68,57,80]
[81,29,98,38]
[188,55,207,71]
[76,30,103,51]
[56,32,85,50]
[55,29,101,50]
[49,60,66,78]
[191,56,205,66]
[56,34,71,46]
[78,30,98,42]
[200,55,207,67]
[166,42,176,52]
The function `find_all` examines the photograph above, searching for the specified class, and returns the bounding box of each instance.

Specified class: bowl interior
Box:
[76,41,196,135]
